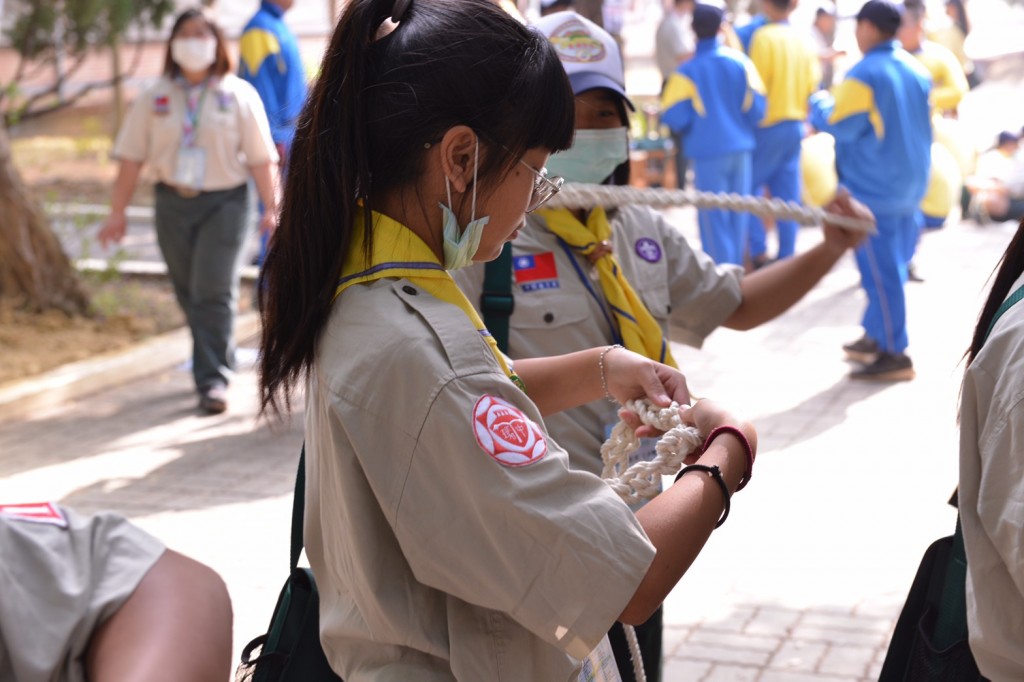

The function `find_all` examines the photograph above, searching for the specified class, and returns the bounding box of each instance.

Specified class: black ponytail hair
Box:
[966,218,1024,367]
[258,0,576,417]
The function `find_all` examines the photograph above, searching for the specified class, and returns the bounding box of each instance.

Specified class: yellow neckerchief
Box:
[536,206,678,368]
[335,209,525,391]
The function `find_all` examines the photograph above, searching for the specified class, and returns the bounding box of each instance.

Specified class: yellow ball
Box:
[920,142,963,222]
[800,132,838,208]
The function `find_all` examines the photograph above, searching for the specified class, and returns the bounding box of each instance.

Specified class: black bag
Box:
[236,449,343,682]
[878,521,985,681]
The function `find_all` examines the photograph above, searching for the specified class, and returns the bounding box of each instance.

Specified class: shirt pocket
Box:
[511,286,590,331]
[627,255,671,322]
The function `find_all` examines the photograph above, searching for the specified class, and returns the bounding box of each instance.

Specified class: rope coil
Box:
[546,183,877,234]
[601,399,702,505]
[599,398,702,682]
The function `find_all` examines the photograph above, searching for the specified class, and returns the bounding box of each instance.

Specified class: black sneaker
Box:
[842,335,880,363]
[907,263,924,283]
[850,352,915,381]
[198,384,228,414]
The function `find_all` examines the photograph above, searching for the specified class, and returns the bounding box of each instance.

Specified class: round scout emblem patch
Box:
[635,238,662,263]
[473,395,547,467]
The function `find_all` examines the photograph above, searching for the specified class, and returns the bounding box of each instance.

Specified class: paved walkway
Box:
[1,206,1017,680]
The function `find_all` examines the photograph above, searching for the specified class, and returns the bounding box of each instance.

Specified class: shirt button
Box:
[543,312,554,323]
[402,285,417,295]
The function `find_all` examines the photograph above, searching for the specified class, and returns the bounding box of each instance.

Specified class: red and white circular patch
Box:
[473,395,547,467]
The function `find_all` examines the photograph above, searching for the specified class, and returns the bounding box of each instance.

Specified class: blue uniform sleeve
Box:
[808,83,874,144]
[239,27,287,145]
[660,72,700,135]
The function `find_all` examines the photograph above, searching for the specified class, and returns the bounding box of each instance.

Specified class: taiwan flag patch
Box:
[513,252,559,292]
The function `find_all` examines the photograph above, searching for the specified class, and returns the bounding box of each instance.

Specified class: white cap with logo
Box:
[533,11,634,110]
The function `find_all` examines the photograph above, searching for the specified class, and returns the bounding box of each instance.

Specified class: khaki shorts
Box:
[0,505,165,682]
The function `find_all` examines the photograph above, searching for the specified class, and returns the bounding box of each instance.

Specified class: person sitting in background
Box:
[0,503,232,682]
[966,131,1024,224]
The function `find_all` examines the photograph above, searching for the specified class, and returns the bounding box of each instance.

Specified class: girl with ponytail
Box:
[258,0,759,678]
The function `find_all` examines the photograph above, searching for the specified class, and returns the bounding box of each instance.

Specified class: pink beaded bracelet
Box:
[702,425,755,491]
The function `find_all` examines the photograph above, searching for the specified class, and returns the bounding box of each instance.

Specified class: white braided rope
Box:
[598,399,702,682]
[546,183,877,234]
[601,399,703,506]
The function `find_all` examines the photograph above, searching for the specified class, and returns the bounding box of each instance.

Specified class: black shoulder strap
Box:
[481,242,515,353]
[290,446,305,572]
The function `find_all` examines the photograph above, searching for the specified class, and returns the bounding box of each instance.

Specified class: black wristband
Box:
[675,463,731,528]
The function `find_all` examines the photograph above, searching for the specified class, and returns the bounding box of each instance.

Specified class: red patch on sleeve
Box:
[0,502,68,528]
[473,395,547,467]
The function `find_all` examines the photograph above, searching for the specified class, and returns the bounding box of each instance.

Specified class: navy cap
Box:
[856,0,904,34]
[692,3,725,38]
[998,130,1019,147]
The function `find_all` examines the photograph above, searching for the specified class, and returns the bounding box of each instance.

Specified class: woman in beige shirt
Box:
[99,8,279,414]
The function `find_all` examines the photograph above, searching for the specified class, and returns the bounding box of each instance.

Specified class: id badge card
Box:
[579,635,622,682]
[174,147,207,190]
[604,420,661,511]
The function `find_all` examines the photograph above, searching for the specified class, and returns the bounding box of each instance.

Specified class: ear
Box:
[439,125,479,194]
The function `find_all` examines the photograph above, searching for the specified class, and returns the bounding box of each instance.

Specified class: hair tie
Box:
[391,0,412,22]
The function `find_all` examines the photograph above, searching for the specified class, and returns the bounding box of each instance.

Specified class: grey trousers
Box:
[154,183,250,392]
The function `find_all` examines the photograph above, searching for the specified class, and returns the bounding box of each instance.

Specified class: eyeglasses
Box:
[519,160,564,213]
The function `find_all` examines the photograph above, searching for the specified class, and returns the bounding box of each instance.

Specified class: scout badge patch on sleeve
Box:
[635,237,663,263]
[0,502,68,528]
[473,395,547,466]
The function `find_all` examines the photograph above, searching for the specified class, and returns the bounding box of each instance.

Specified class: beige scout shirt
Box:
[112,74,278,191]
[959,271,1024,681]
[0,505,165,682]
[454,204,743,476]
[305,278,656,681]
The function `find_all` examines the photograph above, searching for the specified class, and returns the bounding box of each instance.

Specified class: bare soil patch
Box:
[0,275,185,385]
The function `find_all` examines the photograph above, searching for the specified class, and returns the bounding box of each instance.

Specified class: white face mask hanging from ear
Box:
[439,137,489,270]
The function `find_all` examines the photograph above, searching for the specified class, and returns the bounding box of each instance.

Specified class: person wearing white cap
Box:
[455,9,869,681]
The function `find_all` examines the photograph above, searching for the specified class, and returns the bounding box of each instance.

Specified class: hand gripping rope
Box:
[599,399,703,682]
[546,183,878,234]
[601,398,702,505]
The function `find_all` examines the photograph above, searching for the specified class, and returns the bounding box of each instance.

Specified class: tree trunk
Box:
[0,126,90,315]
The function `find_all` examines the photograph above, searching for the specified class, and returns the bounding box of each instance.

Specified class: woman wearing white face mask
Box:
[454,12,870,679]
[98,8,280,415]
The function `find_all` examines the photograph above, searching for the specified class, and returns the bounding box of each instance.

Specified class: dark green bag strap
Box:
[290,446,305,572]
[934,281,1024,648]
[481,243,515,353]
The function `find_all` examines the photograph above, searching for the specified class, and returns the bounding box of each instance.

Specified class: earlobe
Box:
[439,125,478,194]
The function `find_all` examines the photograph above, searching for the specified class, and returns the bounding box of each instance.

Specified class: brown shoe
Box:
[850,352,915,381]
[198,384,228,414]
[842,335,880,363]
